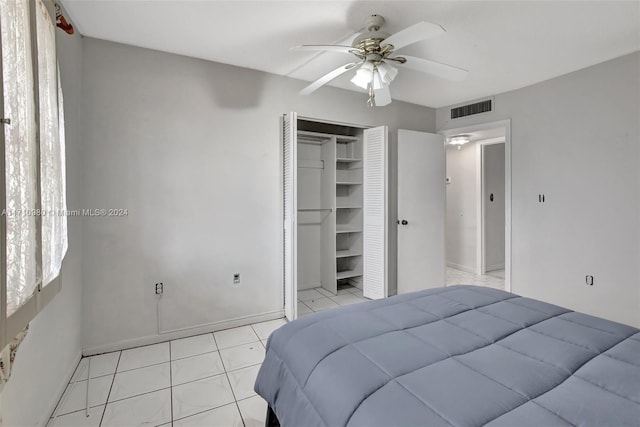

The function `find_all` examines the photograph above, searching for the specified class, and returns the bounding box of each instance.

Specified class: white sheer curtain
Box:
[36,0,67,287]
[0,0,39,316]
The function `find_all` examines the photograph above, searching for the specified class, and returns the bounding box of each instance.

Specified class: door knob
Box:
[401,219,408,225]
[490,193,494,202]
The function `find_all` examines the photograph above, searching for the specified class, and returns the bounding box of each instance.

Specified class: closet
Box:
[283,113,389,319]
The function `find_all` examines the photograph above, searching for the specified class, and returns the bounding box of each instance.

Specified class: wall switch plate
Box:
[233,273,240,284]
[586,275,594,286]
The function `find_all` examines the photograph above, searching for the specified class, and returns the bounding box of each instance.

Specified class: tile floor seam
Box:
[99,351,122,427]
[169,340,174,426]
[172,371,227,388]
[212,332,248,427]
[219,339,264,352]
[106,386,172,405]
[171,349,218,362]
[170,402,238,424]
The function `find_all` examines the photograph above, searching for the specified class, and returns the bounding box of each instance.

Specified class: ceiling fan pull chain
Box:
[367,86,375,107]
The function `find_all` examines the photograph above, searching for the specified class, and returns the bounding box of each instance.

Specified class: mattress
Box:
[254,285,640,426]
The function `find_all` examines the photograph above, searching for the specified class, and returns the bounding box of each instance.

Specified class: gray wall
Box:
[445,143,477,272]
[437,52,640,327]
[2,25,85,427]
[80,38,436,351]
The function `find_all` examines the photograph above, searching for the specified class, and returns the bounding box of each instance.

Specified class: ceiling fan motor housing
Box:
[352,14,391,55]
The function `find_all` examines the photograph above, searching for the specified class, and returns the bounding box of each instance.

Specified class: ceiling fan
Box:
[292,15,468,107]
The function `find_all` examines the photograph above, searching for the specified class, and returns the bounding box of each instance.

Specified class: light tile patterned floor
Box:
[48,318,287,427]
[446,267,505,290]
[297,284,367,317]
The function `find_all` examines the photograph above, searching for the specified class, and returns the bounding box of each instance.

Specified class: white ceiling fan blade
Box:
[395,55,468,81]
[300,63,357,95]
[381,21,445,51]
[291,45,362,55]
[374,85,392,107]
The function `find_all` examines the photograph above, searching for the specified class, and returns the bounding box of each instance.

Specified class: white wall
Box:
[80,38,436,352]
[437,52,640,327]
[2,23,85,427]
[445,143,477,272]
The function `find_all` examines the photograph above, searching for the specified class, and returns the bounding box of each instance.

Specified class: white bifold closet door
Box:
[363,126,388,299]
[283,112,297,321]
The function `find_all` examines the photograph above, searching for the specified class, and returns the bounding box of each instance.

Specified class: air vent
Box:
[451,99,492,119]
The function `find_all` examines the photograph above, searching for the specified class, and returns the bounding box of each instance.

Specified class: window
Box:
[0,0,67,349]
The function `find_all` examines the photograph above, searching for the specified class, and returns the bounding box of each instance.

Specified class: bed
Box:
[254,285,640,426]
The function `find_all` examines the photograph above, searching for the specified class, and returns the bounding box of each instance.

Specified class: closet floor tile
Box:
[297,302,313,315]
[315,287,335,297]
[348,289,364,298]
[101,389,171,427]
[214,326,259,350]
[237,396,268,427]
[297,289,325,301]
[250,319,287,340]
[171,333,217,360]
[331,293,366,306]
[305,297,340,312]
[171,351,225,386]
[118,342,169,372]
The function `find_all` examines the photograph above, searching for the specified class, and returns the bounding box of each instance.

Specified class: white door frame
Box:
[477,138,506,275]
[281,114,373,319]
[440,119,512,292]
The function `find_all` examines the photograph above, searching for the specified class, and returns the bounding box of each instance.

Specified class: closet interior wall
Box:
[296,119,364,295]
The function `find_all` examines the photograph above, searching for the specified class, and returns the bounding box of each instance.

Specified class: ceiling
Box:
[61,1,640,108]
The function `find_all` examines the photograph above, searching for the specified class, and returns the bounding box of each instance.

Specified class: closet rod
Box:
[298,208,333,212]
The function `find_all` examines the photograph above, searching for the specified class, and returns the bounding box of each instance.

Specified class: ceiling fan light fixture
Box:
[372,70,385,90]
[377,62,398,84]
[351,62,375,89]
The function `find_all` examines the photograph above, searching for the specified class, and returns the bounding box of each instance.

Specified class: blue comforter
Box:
[255,285,640,426]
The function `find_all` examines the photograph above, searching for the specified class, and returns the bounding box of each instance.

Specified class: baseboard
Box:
[297,282,321,291]
[485,263,505,272]
[39,351,82,427]
[82,310,284,356]
[447,262,476,274]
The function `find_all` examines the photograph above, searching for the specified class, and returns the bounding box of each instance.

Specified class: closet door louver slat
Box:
[363,126,388,299]
[283,113,297,320]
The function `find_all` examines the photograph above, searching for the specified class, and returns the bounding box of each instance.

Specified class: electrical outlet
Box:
[586,275,594,286]
[155,282,164,294]
[233,273,240,284]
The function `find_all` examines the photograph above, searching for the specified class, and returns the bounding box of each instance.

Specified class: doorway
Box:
[440,120,511,291]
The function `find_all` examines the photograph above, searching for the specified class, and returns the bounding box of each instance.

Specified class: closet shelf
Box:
[336,205,362,209]
[336,269,363,280]
[336,157,362,163]
[336,181,362,185]
[298,130,332,144]
[336,227,363,234]
[336,249,362,258]
[336,136,360,142]
[298,208,332,212]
